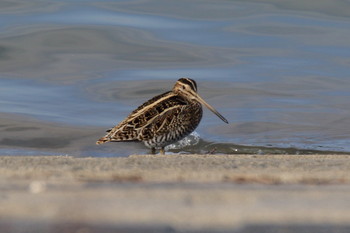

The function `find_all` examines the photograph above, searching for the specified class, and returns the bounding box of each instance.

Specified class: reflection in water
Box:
[1,0,350,156]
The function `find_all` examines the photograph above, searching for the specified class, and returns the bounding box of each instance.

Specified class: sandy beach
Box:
[1,154,350,233]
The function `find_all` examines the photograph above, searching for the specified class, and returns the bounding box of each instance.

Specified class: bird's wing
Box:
[96,93,187,144]
[137,103,185,141]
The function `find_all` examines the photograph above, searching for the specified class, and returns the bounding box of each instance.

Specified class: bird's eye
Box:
[182,85,185,90]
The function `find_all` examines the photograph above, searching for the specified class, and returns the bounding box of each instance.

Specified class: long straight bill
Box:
[194,94,229,124]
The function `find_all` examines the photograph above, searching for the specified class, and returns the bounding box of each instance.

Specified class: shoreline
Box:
[1,154,350,232]
[1,154,350,184]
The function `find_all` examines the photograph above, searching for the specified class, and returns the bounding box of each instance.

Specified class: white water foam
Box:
[165,132,201,150]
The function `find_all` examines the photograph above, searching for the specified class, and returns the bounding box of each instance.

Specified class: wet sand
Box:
[1,154,350,233]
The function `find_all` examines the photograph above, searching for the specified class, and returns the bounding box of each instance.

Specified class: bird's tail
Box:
[96,136,109,145]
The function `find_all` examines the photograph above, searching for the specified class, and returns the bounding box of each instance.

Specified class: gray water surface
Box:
[1,0,350,156]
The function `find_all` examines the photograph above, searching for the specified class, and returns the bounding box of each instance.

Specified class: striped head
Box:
[173,77,229,124]
[173,78,198,96]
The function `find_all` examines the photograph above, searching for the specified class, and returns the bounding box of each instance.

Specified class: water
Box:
[1,0,350,156]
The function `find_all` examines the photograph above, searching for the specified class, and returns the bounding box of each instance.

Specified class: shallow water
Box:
[1,0,350,156]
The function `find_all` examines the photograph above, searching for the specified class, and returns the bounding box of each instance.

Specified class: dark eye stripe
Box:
[178,78,197,92]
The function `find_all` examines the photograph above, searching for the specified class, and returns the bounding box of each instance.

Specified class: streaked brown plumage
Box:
[96,78,228,154]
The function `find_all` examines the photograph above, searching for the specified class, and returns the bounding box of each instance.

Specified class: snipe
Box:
[96,78,228,154]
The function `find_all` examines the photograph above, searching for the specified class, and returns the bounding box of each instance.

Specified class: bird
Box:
[96,78,228,154]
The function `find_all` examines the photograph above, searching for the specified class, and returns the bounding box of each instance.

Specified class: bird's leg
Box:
[151,147,156,154]
[160,147,165,155]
